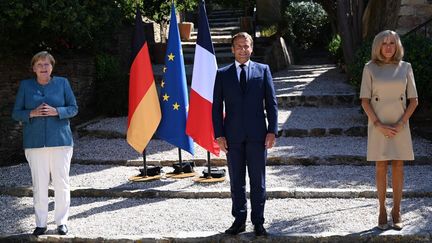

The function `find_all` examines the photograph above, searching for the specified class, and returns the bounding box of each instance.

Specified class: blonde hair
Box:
[232,32,254,48]
[30,51,55,68]
[371,30,404,65]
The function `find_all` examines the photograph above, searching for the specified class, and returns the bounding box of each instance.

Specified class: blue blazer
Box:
[12,76,78,148]
[212,61,278,143]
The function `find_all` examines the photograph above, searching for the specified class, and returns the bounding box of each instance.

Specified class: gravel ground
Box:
[72,136,432,163]
[1,196,431,238]
[2,164,432,193]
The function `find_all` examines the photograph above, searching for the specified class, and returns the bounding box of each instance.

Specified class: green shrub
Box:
[348,35,432,103]
[279,1,329,51]
[403,35,432,103]
[94,54,128,116]
[328,34,343,64]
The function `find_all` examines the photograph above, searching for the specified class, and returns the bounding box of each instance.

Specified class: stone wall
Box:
[0,54,95,166]
[0,22,146,166]
[397,0,432,34]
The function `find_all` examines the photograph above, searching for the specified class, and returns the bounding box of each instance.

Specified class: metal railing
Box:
[404,17,432,39]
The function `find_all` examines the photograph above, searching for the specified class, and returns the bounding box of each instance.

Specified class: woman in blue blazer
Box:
[12,51,78,236]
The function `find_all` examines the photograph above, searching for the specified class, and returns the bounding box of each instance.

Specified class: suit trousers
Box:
[227,141,266,225]
[25,146,73,227]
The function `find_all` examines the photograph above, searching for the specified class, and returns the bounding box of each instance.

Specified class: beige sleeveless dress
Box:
[359,61,418,161]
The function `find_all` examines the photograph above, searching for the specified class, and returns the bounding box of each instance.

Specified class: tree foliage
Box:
[0,0,198,55]
[0,0,125,55]
[279,1,329,50]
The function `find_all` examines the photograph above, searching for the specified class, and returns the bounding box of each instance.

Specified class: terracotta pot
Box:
[178,22,194,41]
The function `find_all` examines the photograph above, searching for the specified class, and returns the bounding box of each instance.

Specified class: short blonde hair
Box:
[31,51,55,68]
[232,32,254,48]
[371,30,404,65]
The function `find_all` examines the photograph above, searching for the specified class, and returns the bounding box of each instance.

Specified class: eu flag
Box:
[156,3,194,155]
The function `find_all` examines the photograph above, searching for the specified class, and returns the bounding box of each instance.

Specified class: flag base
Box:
[193,176,225,183]
[139,166,162,176]
[202,167,226,178]
[128,174,162,182]
[165,172,197,179]
[172,161,195,174]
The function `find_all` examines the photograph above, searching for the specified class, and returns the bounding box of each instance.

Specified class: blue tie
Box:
[240,64,246,93]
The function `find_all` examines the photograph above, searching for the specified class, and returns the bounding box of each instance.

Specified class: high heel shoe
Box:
[378,211,389,230]
[391,210,403,230]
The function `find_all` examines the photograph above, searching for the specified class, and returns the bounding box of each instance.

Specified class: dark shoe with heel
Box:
[32,227,47,236]
[254,224,268,236]
[57,225,68,235]
[225,222,246,235]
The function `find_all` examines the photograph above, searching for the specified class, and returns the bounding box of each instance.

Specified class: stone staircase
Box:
[153,8,267,83]
[1,9,432,243]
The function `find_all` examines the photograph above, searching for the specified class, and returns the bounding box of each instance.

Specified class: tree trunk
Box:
[337,0,365,68]
[362,0,401,40]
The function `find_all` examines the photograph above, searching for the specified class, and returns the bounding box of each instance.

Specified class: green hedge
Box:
[94,54,128,117]
[348,35,432,103]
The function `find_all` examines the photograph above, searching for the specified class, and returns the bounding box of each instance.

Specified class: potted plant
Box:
[141,0,197,62]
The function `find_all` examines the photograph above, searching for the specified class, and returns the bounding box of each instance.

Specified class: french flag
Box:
[186,0,220,156]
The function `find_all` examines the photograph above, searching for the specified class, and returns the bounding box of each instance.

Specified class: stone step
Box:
[71,135,432,166]
[1,195,431,242]
[206,26,241,32]
[208,12,244,19]
[273,64,358,108]
[2,164,432,199]
[277,93,358,108]
[279,107,367,137]
[77,107,368,140]
[182,45,232,54]
[208,17,240,23]
[183,52,235,64]
[190,30,233,37]
[184,33,233,43]
[209,21,239,28]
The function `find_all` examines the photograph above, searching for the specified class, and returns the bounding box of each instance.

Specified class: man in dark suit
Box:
[212,32,278,236]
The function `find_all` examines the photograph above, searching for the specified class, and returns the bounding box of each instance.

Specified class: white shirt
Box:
[235,60,250,82]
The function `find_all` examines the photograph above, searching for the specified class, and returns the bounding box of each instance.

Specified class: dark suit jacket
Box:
[212,61,278,143]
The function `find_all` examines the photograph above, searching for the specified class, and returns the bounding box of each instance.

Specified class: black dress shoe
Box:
[254,224,267,236]
[57,225,68,235]
[32,227,47,236]
[225,222,246,235]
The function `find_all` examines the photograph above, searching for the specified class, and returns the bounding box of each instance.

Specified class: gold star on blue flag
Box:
[156,2,194,155]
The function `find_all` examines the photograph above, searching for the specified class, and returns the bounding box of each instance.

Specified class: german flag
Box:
[127,6,161,153]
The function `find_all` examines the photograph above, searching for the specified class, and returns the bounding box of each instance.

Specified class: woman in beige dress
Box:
[360,30,418,230]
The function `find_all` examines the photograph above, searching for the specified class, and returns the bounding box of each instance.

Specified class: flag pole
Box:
[142,149,148,177]
[206,151,212,179]
[178,148,184,173]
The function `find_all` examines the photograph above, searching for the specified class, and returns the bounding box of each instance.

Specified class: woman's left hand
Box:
[41,103,58,116]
